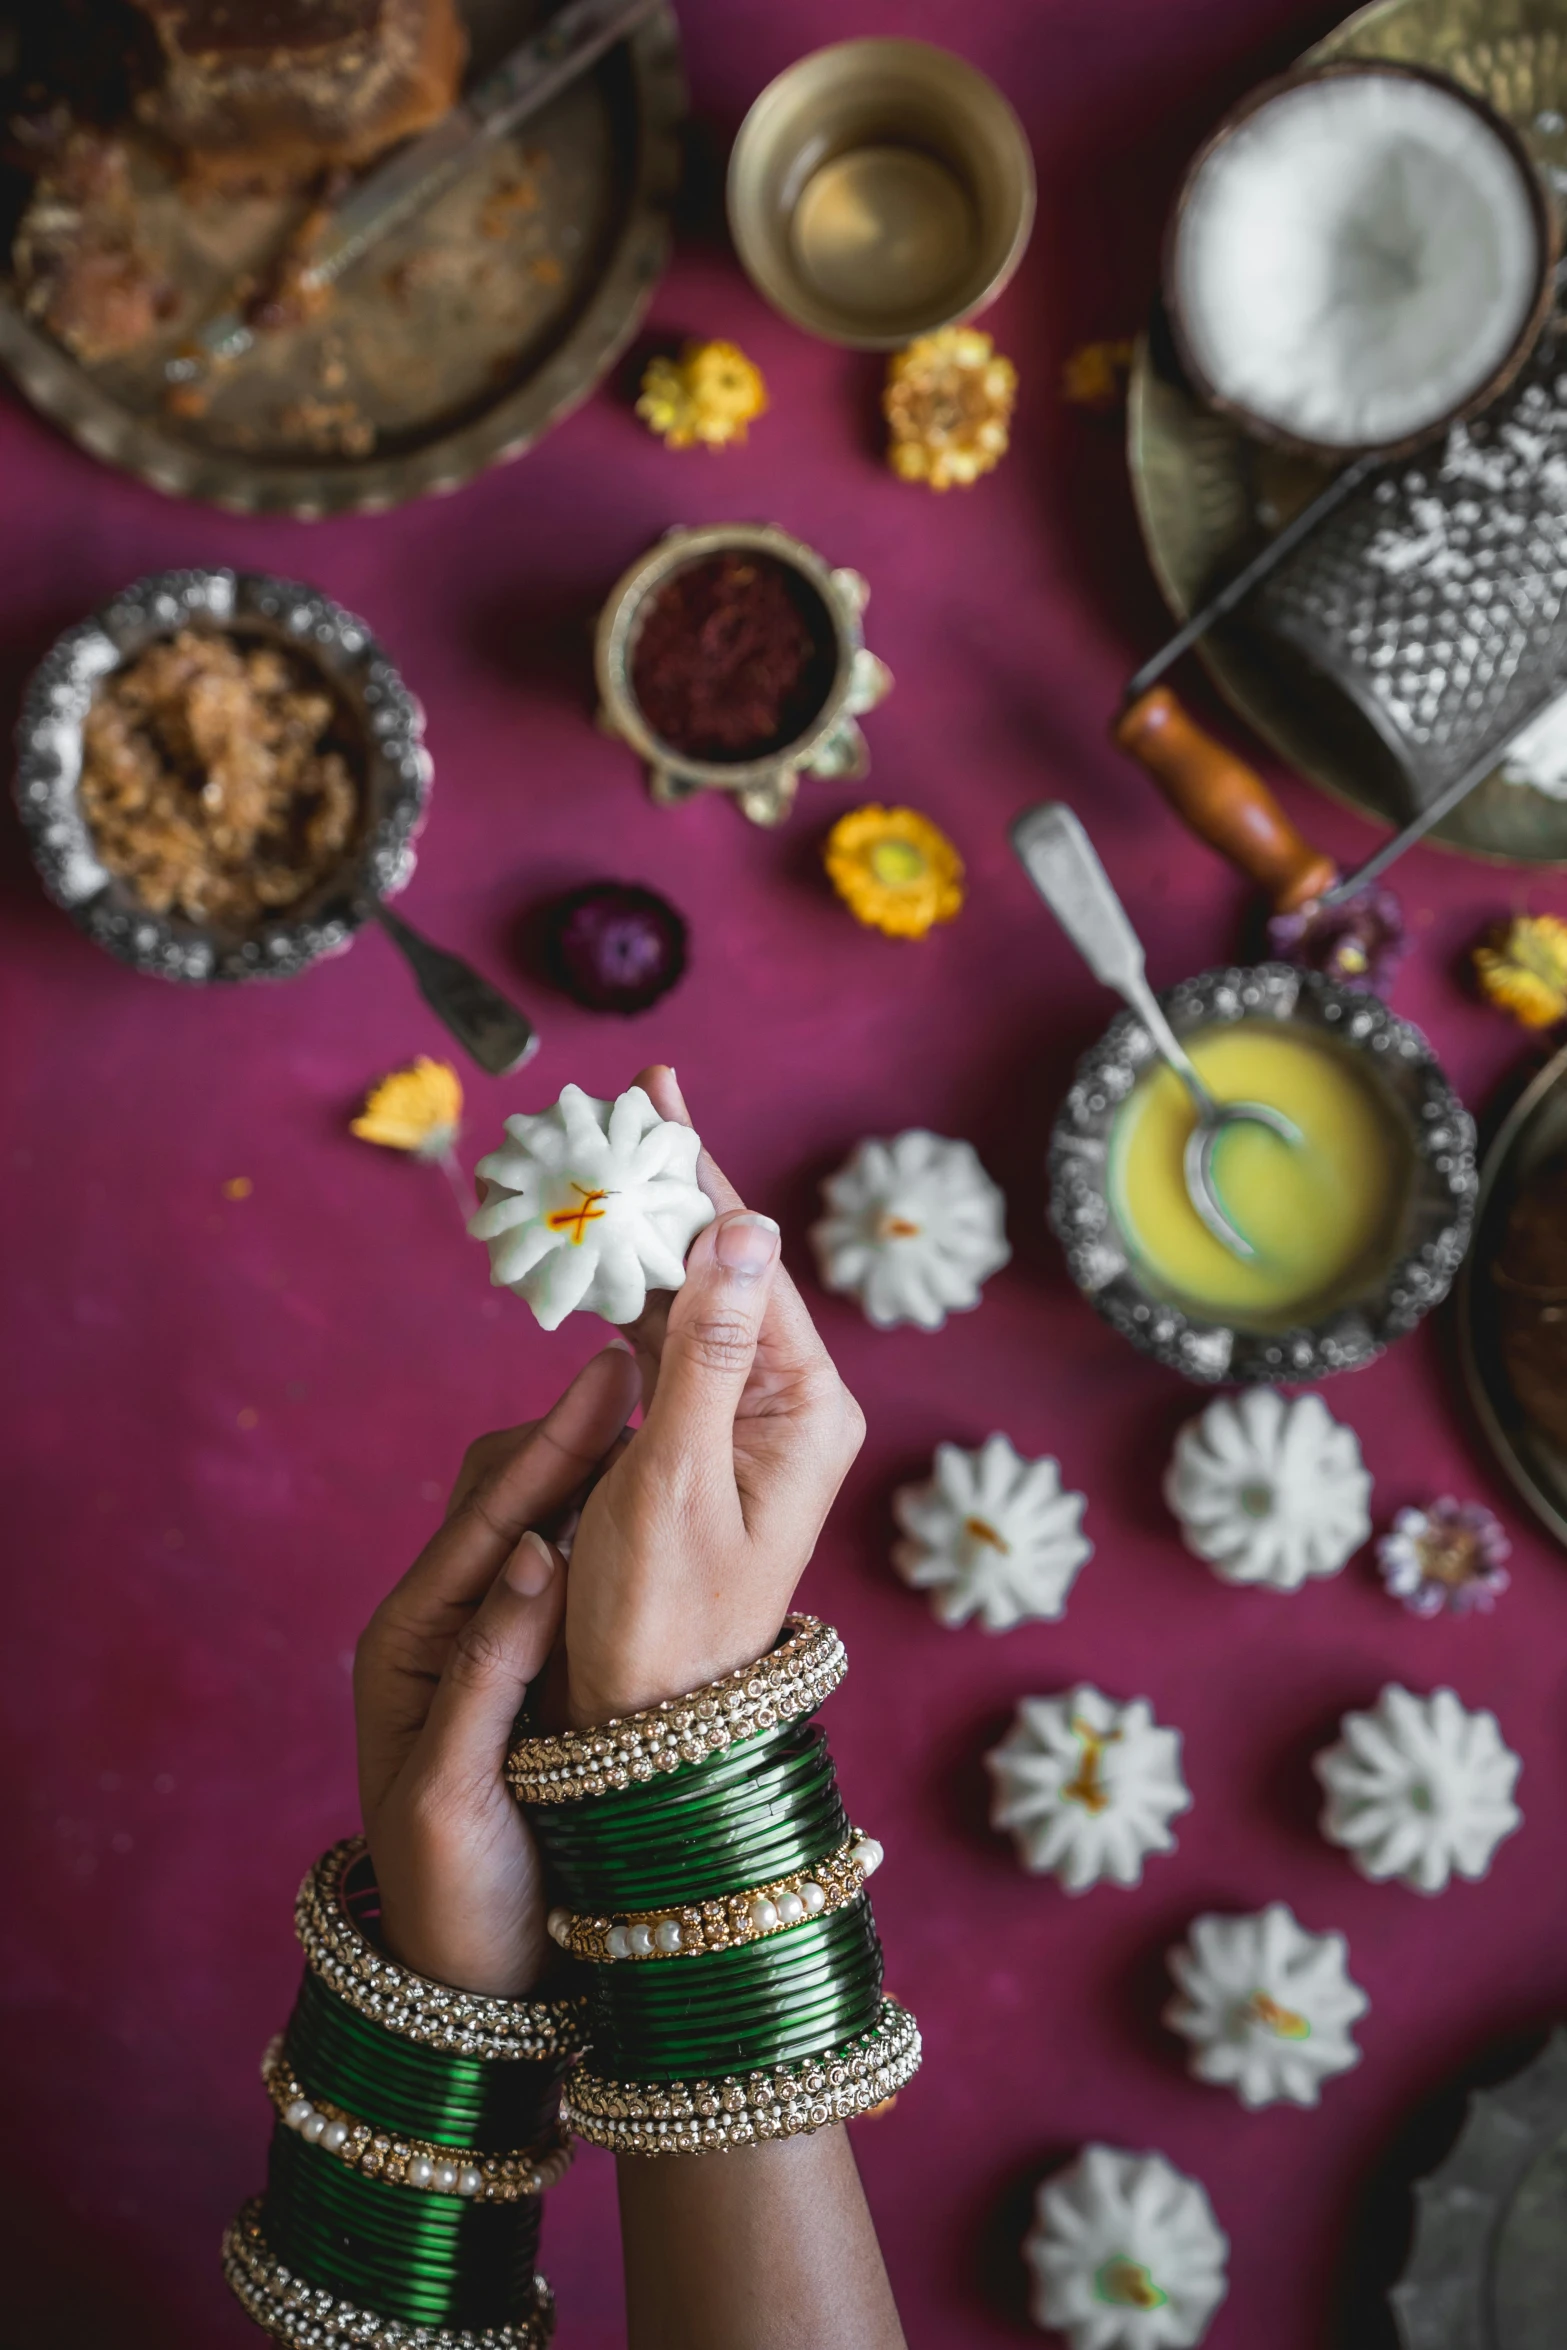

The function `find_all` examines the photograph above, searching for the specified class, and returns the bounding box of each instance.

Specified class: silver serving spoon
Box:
[1011,801,1299,1260]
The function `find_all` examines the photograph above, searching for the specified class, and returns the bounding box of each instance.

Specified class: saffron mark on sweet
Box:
[547,1184,610,1245]
[963,1516,1010,1554]
[880,1214,922,1238]
[1094,2258,1167,2311]
[1247,1991,1311,2040]
[1062,1720,1122,1814]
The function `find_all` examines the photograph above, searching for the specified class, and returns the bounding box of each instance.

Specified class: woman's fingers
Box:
[641,1209,782,1470]
[412,1531,567,1803]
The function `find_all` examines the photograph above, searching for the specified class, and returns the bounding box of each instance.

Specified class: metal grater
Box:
[1257,323,1567,816]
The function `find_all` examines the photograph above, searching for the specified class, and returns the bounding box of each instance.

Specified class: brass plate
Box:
[0,0,684,515]
[1459,1038,1567,1553]
[1128,0,1567,866]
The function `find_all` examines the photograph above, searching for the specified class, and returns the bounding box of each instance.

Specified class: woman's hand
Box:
[353,1344,640,1995]
[553,1064,866,1729]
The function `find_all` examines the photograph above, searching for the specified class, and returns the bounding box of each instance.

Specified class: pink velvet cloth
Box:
[4,2,1566,2343]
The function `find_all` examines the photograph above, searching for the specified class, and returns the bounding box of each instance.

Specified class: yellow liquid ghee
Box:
[1107,1022,1412,1327]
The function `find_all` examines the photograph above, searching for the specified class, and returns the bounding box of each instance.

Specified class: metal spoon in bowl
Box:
[1010,801,1299,1260]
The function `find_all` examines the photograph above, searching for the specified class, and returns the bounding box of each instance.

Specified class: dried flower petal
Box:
[884,328,1016,491]
[824,805,964,939]
[1267,886,1406,994]
[1376,1498,1510,1618]
[635,340,767,450]
[544,883,687,1015]
[351,1058,463,1160]
[1060,338,1135,411]
[1474,913,1567,1028]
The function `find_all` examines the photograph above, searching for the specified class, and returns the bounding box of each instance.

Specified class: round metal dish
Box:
[1048,962,1477,1385]
[1391,2029,1567,2349]
[0,2,684,516]
[1127,0,1567,866]
[14,567,429,984]
[1458,1035,1567,1551]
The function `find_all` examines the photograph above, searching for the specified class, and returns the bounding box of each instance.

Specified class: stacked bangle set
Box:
[227,1615,919,2342]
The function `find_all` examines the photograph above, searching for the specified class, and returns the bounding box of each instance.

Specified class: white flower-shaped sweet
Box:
[987,1687,1192,1893]
[892,1434,1091,1630]
[1164,1388,1371,1591]
[1314,1684,1523,1894]
[1025,2144,1228,2350]
[469,1084,714,1331]
[1163,1903,1368,2110]
[809,1130,1009,1331]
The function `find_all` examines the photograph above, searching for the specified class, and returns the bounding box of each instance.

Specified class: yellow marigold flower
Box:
[635,340,768,450]
[883,327,1016,491]
[1060,338,1135,411]
[1474,914,1567,1028]
[824,805,965,940]
[351,1057,463,1158]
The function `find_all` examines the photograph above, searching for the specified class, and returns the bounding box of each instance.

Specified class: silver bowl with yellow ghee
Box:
[1050,965,1476,1384]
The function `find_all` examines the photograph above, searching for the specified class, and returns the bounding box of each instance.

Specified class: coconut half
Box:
[1170,64,1549,452]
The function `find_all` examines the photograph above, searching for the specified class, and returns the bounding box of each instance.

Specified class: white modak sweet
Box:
[1024,2143,1229,2350]
[1164,1388,1372,1592]
[469,1084,714,1331]
[810,1130,1009,1331]
[1314,1684,1523,1894]
[987,1686,1192,1894]
[1164,1902,1368,2111]
[892,1433,1091,1631]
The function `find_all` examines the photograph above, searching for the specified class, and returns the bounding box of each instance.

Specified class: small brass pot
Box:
[726,39,1035,349]
[1049,964,1476,1384]
[594,522,892,826]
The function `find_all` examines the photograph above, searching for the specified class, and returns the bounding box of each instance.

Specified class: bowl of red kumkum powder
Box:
[594,522,892,825]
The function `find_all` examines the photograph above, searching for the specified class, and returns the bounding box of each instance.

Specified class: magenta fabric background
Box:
[4,1,1566,2343]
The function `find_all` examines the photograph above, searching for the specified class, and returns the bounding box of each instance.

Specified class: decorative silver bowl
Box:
[594,522,892,826]
[1049,963,1477,1385]
[14,567,430,985]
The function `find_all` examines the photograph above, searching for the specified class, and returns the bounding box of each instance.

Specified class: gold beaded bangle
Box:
[505,1615,848,1806]
[295,1837,585,2061]
[545,1830,884,1964]
[222,2202,555,2349]
[260,2038,573,2203]
[561,1997,922,2156]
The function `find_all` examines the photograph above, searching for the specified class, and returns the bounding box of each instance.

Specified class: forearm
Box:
[618,2128,907,2350]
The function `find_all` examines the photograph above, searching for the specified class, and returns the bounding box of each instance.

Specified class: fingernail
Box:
[713,1210,780,1279]
[605,1334,635,1355]
[507,1529,555,1598]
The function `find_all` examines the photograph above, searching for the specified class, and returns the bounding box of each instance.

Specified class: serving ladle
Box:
[1011,801,1299,1260]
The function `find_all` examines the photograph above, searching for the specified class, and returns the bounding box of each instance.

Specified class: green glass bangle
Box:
[263,2126,541,2330]
[286,1970,563,2151]
[581,1903,884,2080]
[532,1723,848,1910]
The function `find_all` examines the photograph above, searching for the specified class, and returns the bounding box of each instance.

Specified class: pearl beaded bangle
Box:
[261,2038,573,2204]
[222,2203,555,2350]
[560,1996,923,2156]
[295,1837,585,2061]
[506,1615,848,1805]
[545,1831,884,1964]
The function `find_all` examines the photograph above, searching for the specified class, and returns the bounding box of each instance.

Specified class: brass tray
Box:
[0,0,684,515]
[1128,0,1567,866]
[1458,1036,1567,1551]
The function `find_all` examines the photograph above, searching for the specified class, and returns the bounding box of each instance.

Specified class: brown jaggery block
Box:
[12,126,177,364]
[130,0,468,188]
[80,630,361,928]
[1495,1152,1567,1449]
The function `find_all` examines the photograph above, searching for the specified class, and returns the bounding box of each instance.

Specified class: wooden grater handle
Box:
[1114,686,1337,913]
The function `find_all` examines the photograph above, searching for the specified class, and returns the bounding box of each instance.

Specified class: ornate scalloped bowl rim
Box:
[1047,963,1477,1386]
[13,567,433,986]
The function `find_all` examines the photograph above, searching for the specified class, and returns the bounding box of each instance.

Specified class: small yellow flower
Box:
[1060,338,1135,411]
[1474,914,1567,1028]
[824,805,965,940]
[636,339,768,450]
[351,1057,464,1158]
[883,328,1016,491]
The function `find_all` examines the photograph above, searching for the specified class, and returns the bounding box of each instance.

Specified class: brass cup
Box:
[726,38,1035,349]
